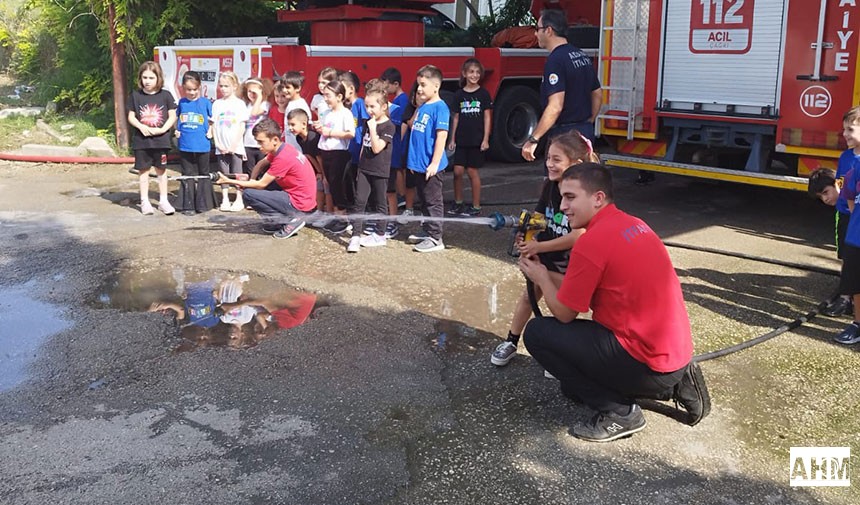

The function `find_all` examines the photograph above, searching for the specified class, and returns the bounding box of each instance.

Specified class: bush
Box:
[467,0,534,47]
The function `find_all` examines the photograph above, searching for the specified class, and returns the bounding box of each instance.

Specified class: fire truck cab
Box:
[594,0,859,190]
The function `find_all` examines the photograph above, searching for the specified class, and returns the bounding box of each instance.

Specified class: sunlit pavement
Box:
[0,159,857,504]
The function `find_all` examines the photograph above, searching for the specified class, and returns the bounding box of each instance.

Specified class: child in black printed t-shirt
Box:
[346,89,396,253]
[447,58,492,217]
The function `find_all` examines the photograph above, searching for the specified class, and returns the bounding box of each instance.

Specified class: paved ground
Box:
[0,159,857,504]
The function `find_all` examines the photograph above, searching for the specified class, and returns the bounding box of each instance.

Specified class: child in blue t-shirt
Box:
[381,67,412,238]
[832,105,860,345]
[406,65,449,253]
[808,164,855,317]
[175,71,216,214]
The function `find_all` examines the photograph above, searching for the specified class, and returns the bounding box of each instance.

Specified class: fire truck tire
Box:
[490,85,541,163]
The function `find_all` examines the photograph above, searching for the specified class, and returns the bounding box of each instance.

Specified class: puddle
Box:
[431,320,487,353]
[63,187,103,198]
[416,275,545,355]
[90,266,328,352]
[0,284,72,392]
[407,276,533,348]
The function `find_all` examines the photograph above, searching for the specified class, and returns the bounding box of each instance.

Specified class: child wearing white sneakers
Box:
[346,89,396,253]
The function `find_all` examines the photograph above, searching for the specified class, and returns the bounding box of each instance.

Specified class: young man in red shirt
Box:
[217,118,317,239]
[519,162,710,442]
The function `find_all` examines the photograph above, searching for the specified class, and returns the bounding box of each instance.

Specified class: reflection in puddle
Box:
[431,320,485,354]
[91,267,327,352]
[0,284,71,392]
[63,187,103,198]
[411,277,529,346]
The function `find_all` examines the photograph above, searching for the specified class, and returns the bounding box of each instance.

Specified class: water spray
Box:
[488,210,549,319]
[169,172,248,182]
[209,212,499,228]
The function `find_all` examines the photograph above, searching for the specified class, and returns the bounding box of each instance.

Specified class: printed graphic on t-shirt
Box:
[413,113,430,133]
[246,113,267,133]
[459,99,484,115]
[140,104,165,127]
[179,112,206,128]
[216,112,240,127]
[620,223,652,243]
[187,303,212,320]
[546,208,569,236]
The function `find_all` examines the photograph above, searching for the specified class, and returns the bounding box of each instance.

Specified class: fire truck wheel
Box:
[490,85,541,163]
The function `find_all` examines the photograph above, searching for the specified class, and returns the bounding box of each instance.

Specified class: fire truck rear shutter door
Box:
[660,0,787,116]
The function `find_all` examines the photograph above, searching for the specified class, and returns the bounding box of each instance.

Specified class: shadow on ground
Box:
[0,211,850,504]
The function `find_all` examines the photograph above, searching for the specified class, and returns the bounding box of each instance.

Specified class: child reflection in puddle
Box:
[149,275,251,347]
[149,273,319,350]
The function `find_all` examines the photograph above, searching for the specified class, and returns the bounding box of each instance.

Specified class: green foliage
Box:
[425,28,474,48]
[3,1,51,82]
[467,0,535,47]
[1,0,288,114]
[1,0,533,114]
[185,1,286,39]
[0,27,12,71]
[54,70,113,111]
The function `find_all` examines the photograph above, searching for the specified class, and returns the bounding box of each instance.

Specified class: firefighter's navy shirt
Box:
[541,43,601,125]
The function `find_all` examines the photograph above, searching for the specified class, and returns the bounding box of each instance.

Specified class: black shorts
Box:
[539,251,567,274]
[836,211,850,259]
[453,146,485,168]
[134,149,167,170]
[388,166,404,192]
[244,146,265,175]
[839,244,860,295]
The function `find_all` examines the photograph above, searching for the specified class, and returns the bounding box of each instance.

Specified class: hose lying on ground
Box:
[0,152,181,164]
[519,230,841,361]
[662,241,840,362]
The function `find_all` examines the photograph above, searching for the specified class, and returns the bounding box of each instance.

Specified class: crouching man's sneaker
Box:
[834,322,860,345]
[273,218,305,239]
[673,361,711,426]
[571,404,646,442]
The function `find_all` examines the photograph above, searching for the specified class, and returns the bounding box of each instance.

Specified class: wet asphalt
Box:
[0,159,858,504]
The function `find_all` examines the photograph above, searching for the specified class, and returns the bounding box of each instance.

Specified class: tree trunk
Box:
[107,1,129,151]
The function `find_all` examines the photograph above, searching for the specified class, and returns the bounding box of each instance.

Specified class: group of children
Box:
[126,58,495,253]
[807,105,860,346]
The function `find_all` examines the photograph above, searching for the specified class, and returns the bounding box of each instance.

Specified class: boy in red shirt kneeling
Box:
[519,162,710,442]
[217,118,318,239]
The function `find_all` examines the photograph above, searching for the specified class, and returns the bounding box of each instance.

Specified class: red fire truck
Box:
[155,0,858,191]
[596,0,859,190]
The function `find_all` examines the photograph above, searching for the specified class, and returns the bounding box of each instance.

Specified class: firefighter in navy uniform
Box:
[522,9,602,162]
